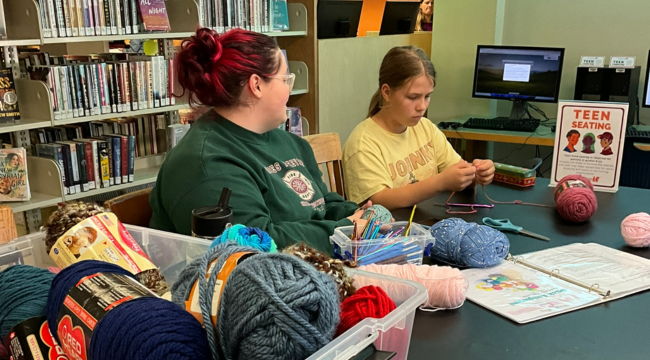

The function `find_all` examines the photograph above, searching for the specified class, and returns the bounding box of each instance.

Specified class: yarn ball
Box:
[218,253,340,360]
[42,201,170,296]
[210,224,277,253]
[429,218,509,268]
[48,267,61,274]
[47,260,210,360]
[358,264,468,309]
[0,265,55,339]
[171,242,262,359]
[621,213,650,247]
[283,243,357,301]
[336,285,395,337]
[554,175,598,223]
[361,205,392,223]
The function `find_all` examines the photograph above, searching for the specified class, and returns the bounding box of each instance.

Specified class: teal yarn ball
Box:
[362,205,392,223]
[210,224,278,253]
[0,265,55,339]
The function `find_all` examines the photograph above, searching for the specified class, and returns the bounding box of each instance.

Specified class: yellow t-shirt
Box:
[342,117,461,204]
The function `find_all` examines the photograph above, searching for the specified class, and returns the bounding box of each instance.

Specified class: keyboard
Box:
[626,128,650,141]
[463,117,540,132]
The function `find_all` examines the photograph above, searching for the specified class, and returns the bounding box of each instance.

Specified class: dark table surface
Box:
[391,179,650,360]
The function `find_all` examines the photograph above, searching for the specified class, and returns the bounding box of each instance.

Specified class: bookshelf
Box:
[0,0,318,232]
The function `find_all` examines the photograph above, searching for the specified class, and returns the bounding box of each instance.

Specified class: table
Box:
[391,179,650,360]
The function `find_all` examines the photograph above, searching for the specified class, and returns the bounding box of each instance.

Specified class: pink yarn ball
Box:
[621,213,650,248]
[358,264,468,309]
[554,175,597,222]
[47,267,61,274]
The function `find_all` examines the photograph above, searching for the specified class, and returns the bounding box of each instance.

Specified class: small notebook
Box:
[462,243,650,324]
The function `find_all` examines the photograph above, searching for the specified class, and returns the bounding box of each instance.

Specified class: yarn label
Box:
[185,252,255,327]
[50,213,157,275]
[550,101,628,193]
[4,316,68,360]
[57,272,155,360]
[554,180,589,201]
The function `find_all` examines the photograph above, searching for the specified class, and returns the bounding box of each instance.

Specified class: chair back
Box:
[303,133,346,198]
[104,188,153,227]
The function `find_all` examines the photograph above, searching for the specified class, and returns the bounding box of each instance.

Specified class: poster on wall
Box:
[549,101,628,193]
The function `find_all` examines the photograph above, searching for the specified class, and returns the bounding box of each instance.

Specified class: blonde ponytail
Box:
[367,89,383,118]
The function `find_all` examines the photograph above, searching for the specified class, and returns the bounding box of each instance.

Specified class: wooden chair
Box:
[104,188,153,227]
[303,132,346,198]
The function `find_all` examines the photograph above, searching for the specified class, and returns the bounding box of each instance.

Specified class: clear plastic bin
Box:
[330,221,434,266]
[1,225,427,360]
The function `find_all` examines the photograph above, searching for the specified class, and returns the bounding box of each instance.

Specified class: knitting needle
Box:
[406,205,417,236]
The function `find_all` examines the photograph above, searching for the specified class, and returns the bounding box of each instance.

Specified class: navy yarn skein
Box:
[47,260,210,360]
[218,253,340,360]
[0,265,55,338]
[429,218,509,268]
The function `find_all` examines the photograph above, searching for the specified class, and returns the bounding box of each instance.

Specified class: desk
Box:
[392,179,650,360]
[439,123,556,160]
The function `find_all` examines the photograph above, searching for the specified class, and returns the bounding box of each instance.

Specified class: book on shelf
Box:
[32,113,170,194]
[20,52,175,121]
[0,148,30,202]
[167,123,190,149]
[462,243,650,324]
[38,0,169,38]
[0,68,20,123]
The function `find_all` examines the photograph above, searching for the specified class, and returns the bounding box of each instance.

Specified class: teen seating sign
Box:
[550,101,628,193]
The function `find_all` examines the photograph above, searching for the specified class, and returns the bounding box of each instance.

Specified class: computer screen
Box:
[379,1,420,35]
[472,45,565,103]
[317,0,363,40]
[643,50,650,108]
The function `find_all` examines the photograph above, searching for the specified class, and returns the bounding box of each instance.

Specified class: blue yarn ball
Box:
[218,253,340,360]
[210,224,277,253]
[47,260,210,360]
[0,265,55,338]
[361,205,392,223]
[429,218,510,268]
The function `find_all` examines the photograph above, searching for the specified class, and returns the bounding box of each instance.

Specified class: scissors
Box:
[482,217,550,242]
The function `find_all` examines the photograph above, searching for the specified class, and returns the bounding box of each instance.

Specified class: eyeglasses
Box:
[268,73,295,91]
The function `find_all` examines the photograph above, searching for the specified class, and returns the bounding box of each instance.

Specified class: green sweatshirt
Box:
[149,110,357,253]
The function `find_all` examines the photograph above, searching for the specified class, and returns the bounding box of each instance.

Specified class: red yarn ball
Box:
[554,175,598,223]
[336,285,396,337]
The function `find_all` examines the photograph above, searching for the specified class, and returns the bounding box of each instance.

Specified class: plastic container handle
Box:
[332,331,380,360]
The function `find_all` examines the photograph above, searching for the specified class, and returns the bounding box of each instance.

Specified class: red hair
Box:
[175,28,281,107]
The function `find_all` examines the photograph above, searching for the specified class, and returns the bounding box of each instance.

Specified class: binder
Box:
[462,243,650,324]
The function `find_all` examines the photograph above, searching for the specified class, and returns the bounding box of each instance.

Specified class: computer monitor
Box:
[379,1,420,35]
[317,0,363,40]
[472,45,565,119]
[643,50,650,108]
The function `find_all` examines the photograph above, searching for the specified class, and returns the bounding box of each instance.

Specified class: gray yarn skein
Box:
[171,242,261,360]
[217,253,340,360]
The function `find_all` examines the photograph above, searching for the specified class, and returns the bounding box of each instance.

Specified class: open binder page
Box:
[462,262,601,324]
[521,243,650,298]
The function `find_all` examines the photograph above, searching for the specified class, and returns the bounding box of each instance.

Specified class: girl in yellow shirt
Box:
[342,46,495,209]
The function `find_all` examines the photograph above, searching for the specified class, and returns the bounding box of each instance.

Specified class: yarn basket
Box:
[47,260,210,360]
[283,242,357,301]
[554,175,597,223]
[0,265,55,339]
[209,224,277,253]
[362,205,392,223]
[358,264,468,310]
[336,285,395,337]
[428,218,509,268]
[621,213,650,247]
